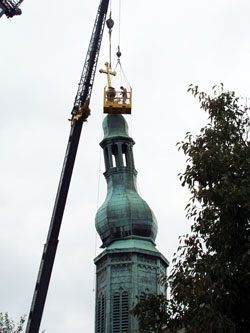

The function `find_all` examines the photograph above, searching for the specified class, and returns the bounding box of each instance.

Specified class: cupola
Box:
[95,114,158,248]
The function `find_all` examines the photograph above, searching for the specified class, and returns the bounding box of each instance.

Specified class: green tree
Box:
[0,313,46,333]
[132,85,250,332]
[130,293,174,332]
[0,313,25,333]
[170,84,250,333]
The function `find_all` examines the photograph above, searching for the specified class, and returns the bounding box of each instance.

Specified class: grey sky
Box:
[1,0,250,332]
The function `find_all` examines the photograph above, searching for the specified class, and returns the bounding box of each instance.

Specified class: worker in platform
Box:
[120,86,127,104]
[107,86,116,103]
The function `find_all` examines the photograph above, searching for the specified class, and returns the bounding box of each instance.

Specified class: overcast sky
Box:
[1,0,250,332]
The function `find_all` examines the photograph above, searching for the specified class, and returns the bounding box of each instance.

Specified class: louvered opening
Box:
[97,293,106,333]
[112,290,129,332]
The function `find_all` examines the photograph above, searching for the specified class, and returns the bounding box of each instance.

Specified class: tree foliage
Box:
[130,293,174,332]
[0,313,45,333]
[170,84,250,332]
[132,85,250,332]
[0,313,25,333]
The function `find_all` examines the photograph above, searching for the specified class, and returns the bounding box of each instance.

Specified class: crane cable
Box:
[114,60,131,89]
[120,0,134,312]
[118,0,121,46]
[115,0,134,318]
[93,113,105,292]
[113,0,132,92]
[106,1,114,69]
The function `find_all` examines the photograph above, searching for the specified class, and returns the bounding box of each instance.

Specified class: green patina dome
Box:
[102,114,129,139]
[95,115,158,248]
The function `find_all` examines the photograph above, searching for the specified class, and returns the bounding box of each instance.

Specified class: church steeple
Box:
[94,114,168,333]
[95,114,158,248]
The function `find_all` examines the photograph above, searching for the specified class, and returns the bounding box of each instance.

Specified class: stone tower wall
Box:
[95,247,168,333]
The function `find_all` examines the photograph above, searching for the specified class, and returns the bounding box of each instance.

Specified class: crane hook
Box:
[116,45,122,59]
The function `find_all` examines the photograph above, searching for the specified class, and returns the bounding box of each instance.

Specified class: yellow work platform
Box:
[103,88,132,114]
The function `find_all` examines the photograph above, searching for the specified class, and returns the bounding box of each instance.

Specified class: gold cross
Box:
[99,62,116,87]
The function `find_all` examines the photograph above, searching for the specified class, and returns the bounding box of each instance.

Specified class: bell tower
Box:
[95,114,169,333]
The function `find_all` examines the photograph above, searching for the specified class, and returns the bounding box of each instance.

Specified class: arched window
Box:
[122,144,128,167]
[103,142,133,170]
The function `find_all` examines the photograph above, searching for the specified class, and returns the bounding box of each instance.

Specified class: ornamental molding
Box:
[137,254,157,264]
[111,263,129,270]
[111,254,130,262]
[138,263,157,271]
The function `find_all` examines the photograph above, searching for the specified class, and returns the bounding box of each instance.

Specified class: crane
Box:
[0,0,23,18]
[25,1,109,332]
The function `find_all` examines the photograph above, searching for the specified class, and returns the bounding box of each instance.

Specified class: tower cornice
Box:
[100,135,135,148]
[103,166,137,178]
